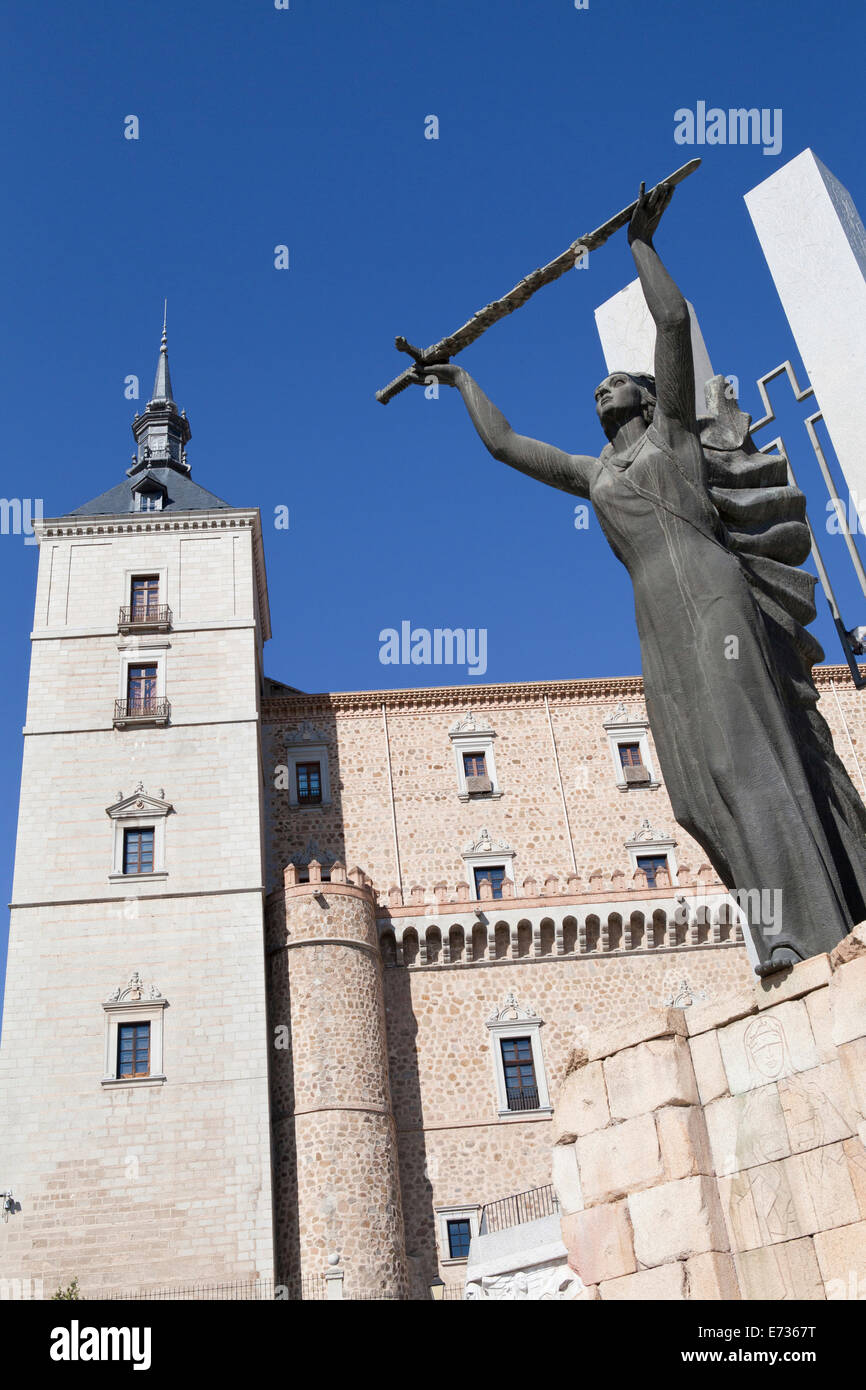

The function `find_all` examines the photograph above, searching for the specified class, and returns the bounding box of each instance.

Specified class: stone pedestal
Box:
[553,926,866,1300]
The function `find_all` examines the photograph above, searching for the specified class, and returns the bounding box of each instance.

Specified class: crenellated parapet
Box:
[375,867,745,968]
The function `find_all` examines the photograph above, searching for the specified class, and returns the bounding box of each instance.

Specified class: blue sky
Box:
[3,0,866,995]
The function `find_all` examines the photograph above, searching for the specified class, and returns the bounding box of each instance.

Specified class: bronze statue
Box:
[405,181,866,974]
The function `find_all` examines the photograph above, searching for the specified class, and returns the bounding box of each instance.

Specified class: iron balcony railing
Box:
[479,1183,560,1235]
[505,1085,540,1112]
[118,604,172,628]
[114,698,171,722]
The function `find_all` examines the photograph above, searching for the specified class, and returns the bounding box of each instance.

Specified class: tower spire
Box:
[129,308,191,475]
[151,301,175,404]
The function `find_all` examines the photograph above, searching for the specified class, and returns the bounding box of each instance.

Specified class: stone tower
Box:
[0,328,275,1296]
[267,861,408,1298]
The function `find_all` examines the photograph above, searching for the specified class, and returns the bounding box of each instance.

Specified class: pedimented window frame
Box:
[107,786,173,882]
[285,721,332,808]
[102,972,167,1088]
[625,817,678,884]
[449,712,502,800]
[603,703,659,791]
[462,829,516,900]
[486,993,552,1119]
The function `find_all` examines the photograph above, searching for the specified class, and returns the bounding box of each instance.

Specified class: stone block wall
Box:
[554,927,866,1300]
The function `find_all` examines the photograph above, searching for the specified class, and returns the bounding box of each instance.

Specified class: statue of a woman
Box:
[415,182,866,974]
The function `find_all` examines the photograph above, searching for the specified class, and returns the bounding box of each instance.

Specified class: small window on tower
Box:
[117,1022,151,1078]
[296,761,322,805]
[137,488,163,512]
[123,827,155,875]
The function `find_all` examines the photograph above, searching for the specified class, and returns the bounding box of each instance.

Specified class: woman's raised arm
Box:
[628,183,698,438]
[417,363,597,500]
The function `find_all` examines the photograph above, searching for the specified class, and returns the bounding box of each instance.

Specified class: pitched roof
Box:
[67,466,232,517]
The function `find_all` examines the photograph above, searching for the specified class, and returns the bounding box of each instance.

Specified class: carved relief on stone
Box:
[105,971,163,1004]
[464,1263,586,1300]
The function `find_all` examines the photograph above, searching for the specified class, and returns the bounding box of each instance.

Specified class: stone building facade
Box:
[2,335,866,1299]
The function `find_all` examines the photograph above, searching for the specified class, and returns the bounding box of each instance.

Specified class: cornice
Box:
[261,665,864,718]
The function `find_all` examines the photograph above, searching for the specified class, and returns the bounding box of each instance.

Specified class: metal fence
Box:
[479,1182,560,1235]
[92,1274,328,1301]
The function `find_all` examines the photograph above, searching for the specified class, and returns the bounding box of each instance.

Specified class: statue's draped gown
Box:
[583,405,866,967]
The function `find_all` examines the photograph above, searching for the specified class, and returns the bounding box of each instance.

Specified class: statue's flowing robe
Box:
[587,382,866,968]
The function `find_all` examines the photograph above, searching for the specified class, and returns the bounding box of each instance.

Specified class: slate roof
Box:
[67,467,232,518]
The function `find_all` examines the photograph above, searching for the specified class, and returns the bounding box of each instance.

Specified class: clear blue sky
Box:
[3,0,866,1000]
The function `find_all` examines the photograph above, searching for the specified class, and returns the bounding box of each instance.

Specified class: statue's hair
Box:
[626,372,656,424]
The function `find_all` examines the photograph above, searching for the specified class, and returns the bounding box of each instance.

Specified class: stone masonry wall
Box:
[262,671,866,902]
[267,870,409,1298]
[553,926,866,1300]
[384,940,753,1292]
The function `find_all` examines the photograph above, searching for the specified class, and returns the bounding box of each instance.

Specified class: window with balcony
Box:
[296,761,322,805]
[127,665,158,716]
[118,1022,151,1078]
[123,827,155,875]
[131,576,159,618]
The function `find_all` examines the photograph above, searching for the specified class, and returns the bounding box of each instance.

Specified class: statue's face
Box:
[594,373,643,429]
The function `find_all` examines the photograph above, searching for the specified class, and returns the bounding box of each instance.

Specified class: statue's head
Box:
[594,372,656,438]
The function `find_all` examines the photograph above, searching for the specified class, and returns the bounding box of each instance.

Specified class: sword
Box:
[375,158,701,404]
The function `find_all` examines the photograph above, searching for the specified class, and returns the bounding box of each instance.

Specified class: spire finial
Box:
[152,302,174,403]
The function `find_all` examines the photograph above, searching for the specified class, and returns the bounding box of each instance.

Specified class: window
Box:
[283,725,332,809]
[626,818,678,886]
[102,973,167,1087]
[137,488,162,512]
[131,575,159,619]
[296,761,322,805]
[117,1022,151,1078]
[604,704,658,790]
[619,742,643,769]
[463,751,487,777]
[463,830,516,900]
[123,827,154,875]
[436,1205,481,1264]
[474,865,505,899]
[500,1037,539,1111]
[449,713,502,800]
[486,994,552,1118]
[636,854,668,888]
[446,1219,472,1260]
[127,664,158,714]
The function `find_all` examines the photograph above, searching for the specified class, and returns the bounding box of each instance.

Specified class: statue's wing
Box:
[699,376,866,838]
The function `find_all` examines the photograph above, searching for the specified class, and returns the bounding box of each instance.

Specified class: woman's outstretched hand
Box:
[627,180,675,247]
[411,362,464,388]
